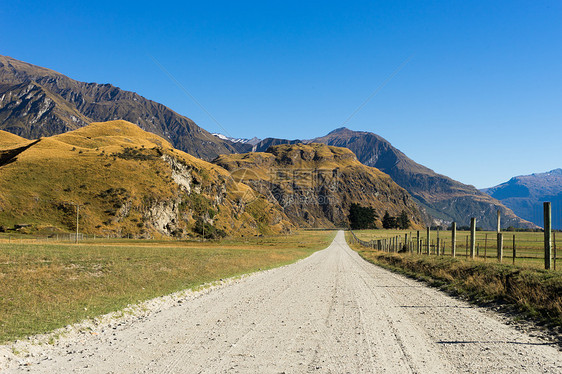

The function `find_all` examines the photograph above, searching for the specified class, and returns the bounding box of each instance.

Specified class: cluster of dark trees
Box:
[382,210,410,229]
[348,203,377,230]
[348,203,410,230]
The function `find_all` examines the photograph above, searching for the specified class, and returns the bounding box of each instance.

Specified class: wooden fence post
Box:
[416,230,420,254]
[497,233,503,263]
[554,232,557,271]
[470,217,476,259]
[465,236,468,257]
[544,202,552,270]
[512,234,516,265]
[427,227,430,255]
[484,233,488,261]
[497,209,501,233]
[451,222,456,257]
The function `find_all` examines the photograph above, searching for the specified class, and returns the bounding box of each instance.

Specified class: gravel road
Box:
[2,230,561,373]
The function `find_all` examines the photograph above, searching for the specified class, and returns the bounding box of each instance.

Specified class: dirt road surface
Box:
[2,231,561,373]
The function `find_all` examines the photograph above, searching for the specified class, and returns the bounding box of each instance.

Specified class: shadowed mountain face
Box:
[213,143,425,229]
[0,56,241,160]
[482,169,562,229]
[311,128,535,230]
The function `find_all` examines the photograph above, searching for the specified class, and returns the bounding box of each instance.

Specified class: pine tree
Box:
[397,210,410,229]
[382,211,397,229]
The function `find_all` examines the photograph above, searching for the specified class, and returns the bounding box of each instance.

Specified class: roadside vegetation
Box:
[0,230,335,343]
[347,230,562,328]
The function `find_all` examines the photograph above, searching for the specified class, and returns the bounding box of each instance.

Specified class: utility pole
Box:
[76,204,80,244]
[68,202,83,244]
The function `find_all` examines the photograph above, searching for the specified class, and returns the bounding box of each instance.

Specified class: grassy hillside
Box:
[0,120,292,238]
[0,130,27,149]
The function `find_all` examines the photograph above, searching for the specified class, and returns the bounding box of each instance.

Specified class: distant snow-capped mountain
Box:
[212,133,261,146]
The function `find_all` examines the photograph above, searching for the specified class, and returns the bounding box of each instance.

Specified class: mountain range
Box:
[230,129,533,229]
[0,120,425,236]
[0,55,243,160]
[0,55,537,230]
[482,169,562,230]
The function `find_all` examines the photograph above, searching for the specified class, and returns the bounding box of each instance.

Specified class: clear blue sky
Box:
[2,1,561,188]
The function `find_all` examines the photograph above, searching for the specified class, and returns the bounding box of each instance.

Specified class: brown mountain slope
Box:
[213,143,424,229]
[0,120,292,237]
[313,128,536,229]
[0,55,240,160]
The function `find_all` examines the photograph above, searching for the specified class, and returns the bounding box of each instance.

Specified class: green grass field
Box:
[0,230,335,343]
[352,229,561,269]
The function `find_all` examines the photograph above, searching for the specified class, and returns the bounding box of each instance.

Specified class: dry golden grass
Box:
[0,130,28,149]
[0,230,335,343]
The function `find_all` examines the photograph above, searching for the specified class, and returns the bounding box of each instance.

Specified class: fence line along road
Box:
[350,202,559,270]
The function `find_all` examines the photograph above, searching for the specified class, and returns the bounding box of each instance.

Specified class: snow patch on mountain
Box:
[212,133,261,146]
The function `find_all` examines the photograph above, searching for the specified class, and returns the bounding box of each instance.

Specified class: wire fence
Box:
[350,230,560,270]
[349,203,560,271]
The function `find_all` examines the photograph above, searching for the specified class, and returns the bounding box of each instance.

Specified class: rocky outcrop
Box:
[214,143,425,229]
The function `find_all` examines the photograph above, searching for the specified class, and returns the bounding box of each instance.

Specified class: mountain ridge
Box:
[313,127,536,229]
[0,55,241,160]
[234,127,535,229]
[482,169,562,229]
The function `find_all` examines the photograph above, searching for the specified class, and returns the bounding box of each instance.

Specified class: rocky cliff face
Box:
[482,169,562,229]
[213,143,425,229]
[0,120,293,238]
[0,55,239,160]
[0,81,91,138]
[312,128,536,230]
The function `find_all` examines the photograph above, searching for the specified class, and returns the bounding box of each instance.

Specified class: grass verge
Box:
[346,232,562,328]
[0,230,335,343]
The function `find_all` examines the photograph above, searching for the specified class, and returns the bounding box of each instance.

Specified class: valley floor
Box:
[2,231,561,373]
